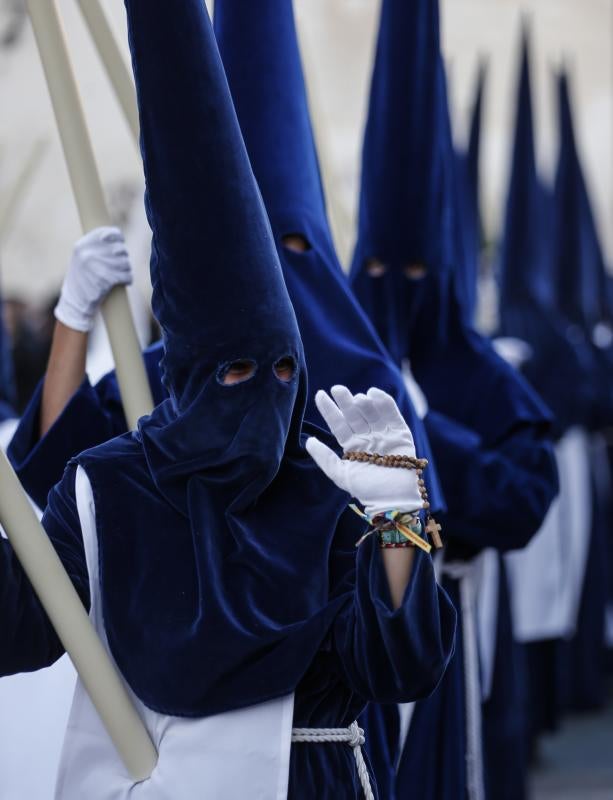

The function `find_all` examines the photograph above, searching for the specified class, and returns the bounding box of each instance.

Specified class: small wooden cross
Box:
[425,517,443,549]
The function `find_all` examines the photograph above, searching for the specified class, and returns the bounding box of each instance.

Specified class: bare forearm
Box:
[40,322,88,437]
[381,547,416,610]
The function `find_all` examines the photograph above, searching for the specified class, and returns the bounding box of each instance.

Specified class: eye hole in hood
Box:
[281,233,312,253]
[273,355,296,382]
[217,359,258,385]
[365,258,387,277]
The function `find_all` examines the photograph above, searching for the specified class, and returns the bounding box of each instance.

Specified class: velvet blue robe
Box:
[0,450,456,798]
[7,342,165,510]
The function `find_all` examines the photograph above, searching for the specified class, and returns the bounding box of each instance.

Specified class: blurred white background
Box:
[0,0,611,301]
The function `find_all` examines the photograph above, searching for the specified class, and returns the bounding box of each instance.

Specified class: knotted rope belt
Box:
[291,721,374,799]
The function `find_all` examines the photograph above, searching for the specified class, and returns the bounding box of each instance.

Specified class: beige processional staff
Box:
[0,0,159,781]
[74,0,140,147]
[26,0,153,430]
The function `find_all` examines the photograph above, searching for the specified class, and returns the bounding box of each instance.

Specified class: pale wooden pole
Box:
[26,0,153,430]
[11,0,158,780]
[0,452,158,780]
[75,0,140,147]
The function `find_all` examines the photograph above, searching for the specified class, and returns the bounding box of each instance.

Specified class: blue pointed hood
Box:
[214,0,330,250]
[454,61,486,322]
[467,62,486,197]
[498,29,553,315]
[498,32,608,432]
[350,0,454,279]
[126,0,302,421]
[551,71,603,333]
[214,0,444,509]
[349,0,551,448]
[97,0,365,718]
[350,0,457,369]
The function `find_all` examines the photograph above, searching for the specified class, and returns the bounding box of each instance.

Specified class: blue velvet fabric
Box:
[549,72,613,421]
[0,458,456,796]
[552,73,607,334]
[549,73,612,716]
[213,0,443,512]
[7,342,165,509]
[498,33,606,434]
[454,62,486,325]
[349,3,551,448]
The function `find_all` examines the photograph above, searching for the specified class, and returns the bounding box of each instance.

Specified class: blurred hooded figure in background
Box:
[349,2,558,798]
[499,32,612,747]
[546,69,613,715]
[0,1,455,797]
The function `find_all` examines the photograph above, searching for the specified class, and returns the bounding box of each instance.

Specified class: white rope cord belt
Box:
[291,721,374,800]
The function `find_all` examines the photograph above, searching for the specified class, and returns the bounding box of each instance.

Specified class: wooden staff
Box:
[26,0,153,430]
[19,0,157,780]
[75,0,140,147]
[0,451,157,780]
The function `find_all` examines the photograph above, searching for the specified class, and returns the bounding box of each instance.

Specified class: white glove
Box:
[54,226,133,332]
[306,385,424,517]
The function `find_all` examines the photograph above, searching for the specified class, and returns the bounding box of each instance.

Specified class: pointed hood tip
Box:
[125,0,301,404]
[214,0,330,245]
[352,0,454,273]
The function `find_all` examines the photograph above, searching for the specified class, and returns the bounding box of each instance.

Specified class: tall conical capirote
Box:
[350,2,553,446]
[497,29,607,431]
[454,60,486,323]
[125,0,303,417]
[81,0,363,721]
[214,0,329,247]
[349,0,457,367]
[551,70,604,333]
[214,0,444,509]
[499,27,553,316]
[467,61,486,199]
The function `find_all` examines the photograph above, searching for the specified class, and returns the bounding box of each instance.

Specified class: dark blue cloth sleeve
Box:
[0,464,88,676]
[7,378,120,510]
[332,536,456,704]
[425,409,558,552]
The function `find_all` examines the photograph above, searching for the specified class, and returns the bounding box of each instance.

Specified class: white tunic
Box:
[55,466,294,799]
[506,426,591,641]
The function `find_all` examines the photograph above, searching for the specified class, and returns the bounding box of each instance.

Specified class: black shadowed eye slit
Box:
[282,234,312,253]
[403,262,428,280]
[273,356,296,382]
[365,258,387,277]
[218,359,258,386]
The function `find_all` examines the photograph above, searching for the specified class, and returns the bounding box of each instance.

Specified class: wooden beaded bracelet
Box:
[342,451,428,470]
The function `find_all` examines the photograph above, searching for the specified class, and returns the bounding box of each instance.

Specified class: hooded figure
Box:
[349,3,557,799]
[547,70,613,715]
[454,61,486,327]
[9,0,440,526]
[499,34,604,747]
[497,33,603,435]
[213,0,443,514]
[0,1,455,797]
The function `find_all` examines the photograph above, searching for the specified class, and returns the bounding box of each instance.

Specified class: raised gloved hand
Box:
[54,226,133,332]
[306,385,424,517]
